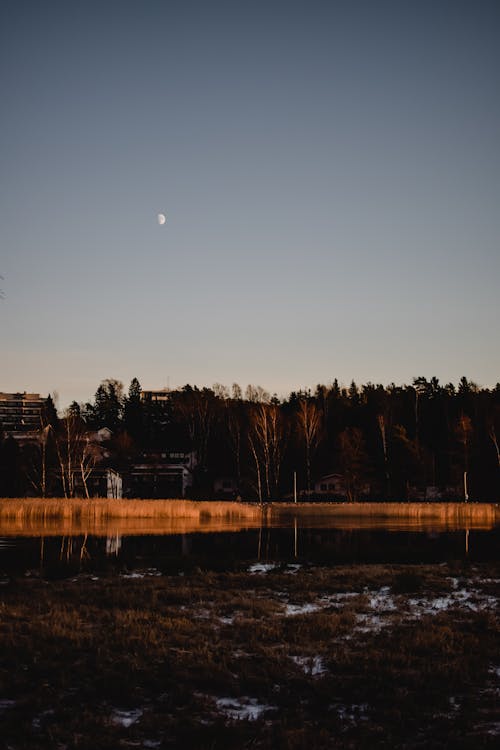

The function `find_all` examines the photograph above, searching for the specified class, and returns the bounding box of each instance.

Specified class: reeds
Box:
[0,498,264,537]
[0,498,498,536]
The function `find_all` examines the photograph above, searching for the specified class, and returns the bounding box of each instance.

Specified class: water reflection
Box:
[1,502,499,577]
[0,506,498,538]
[1,524,499,579]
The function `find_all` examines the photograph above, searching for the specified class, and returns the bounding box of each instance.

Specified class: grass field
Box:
[0,560,499,749]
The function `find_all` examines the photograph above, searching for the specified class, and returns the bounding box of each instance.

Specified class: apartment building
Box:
[0,392,48,439]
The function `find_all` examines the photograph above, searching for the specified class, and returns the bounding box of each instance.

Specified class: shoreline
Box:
[0,498,498,537]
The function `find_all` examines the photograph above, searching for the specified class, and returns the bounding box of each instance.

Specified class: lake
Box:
[1,499,499,577]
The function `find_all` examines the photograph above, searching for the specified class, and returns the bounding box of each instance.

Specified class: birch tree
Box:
[55,412,99,498]
[248,402,287,500]
[297,399,322,492]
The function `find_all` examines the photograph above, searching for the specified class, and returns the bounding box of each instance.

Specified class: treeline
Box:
[1,376,499,500]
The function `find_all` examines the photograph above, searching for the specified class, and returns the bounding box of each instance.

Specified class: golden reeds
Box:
[0,498,498,537]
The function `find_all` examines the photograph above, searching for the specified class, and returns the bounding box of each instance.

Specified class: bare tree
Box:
[248,432,263,505]
[212,383,230,400]
[79,435,100,498]
[455,413,473,500]
[54,412,100,498]
[245,384,270,403]
[377,413,391,496]
[248,402,287,500]
[489,426,500,468]
[226,401,243,487]
[26,422,53,497]
[338,427,368,503]
[297,400,322,492]
[173,388,217,470]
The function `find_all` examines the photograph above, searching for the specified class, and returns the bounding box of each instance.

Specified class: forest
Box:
[1,376,499,501]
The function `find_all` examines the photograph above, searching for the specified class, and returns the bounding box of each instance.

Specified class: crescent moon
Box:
[157,213,166,225]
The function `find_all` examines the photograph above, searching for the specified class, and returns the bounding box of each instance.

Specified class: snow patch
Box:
[354,613,386,633]
[284,602,321,616]
[248,562,278,574]
[215,697,276,721]
[121,568,161,579]
[284,564,302,574]
[290,655,327,676]
[111,708,143,728]
[368,587,397,611]
[407,589,497,618]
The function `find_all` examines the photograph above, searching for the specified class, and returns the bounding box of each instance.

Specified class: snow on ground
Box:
[368,586,397,611]
[284,564,302,574]
[284,602,322,616]
[120,568,162,579]
[248,562,303,574]
[354,613,387,633]
[215,697,277,721]
[248,562,279,574]
[318,592,359,607]
[407,588,498,618]
[277,578,497,631]
[290,655,327,676]
[110,708,143,728]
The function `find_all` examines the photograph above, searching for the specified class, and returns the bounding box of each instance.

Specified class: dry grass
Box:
[0,498,264,536]
[0,562,499,749]
[0,498,498,537]
[272,501,500,530]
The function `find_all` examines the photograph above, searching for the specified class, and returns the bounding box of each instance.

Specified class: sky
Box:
[1,0,499,408]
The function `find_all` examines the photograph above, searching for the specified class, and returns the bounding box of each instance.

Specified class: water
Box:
[1,508,499,577]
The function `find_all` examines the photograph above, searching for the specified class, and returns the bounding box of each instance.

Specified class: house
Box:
[213,476,239,499]
[314,473,371,500]
[315,473,346,496]
[126,449,196,498]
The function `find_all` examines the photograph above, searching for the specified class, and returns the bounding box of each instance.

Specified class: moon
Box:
[157,213,166,225]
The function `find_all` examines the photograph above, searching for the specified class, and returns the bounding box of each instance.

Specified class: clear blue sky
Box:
[1,0,499,408]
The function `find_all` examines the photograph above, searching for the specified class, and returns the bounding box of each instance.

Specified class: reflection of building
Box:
[0,392,48,440]
[106,534,122,556]
[127,450,196,498]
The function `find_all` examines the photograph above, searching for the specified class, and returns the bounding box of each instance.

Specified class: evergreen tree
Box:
[92,379,124,431]
[123,378,144,442]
